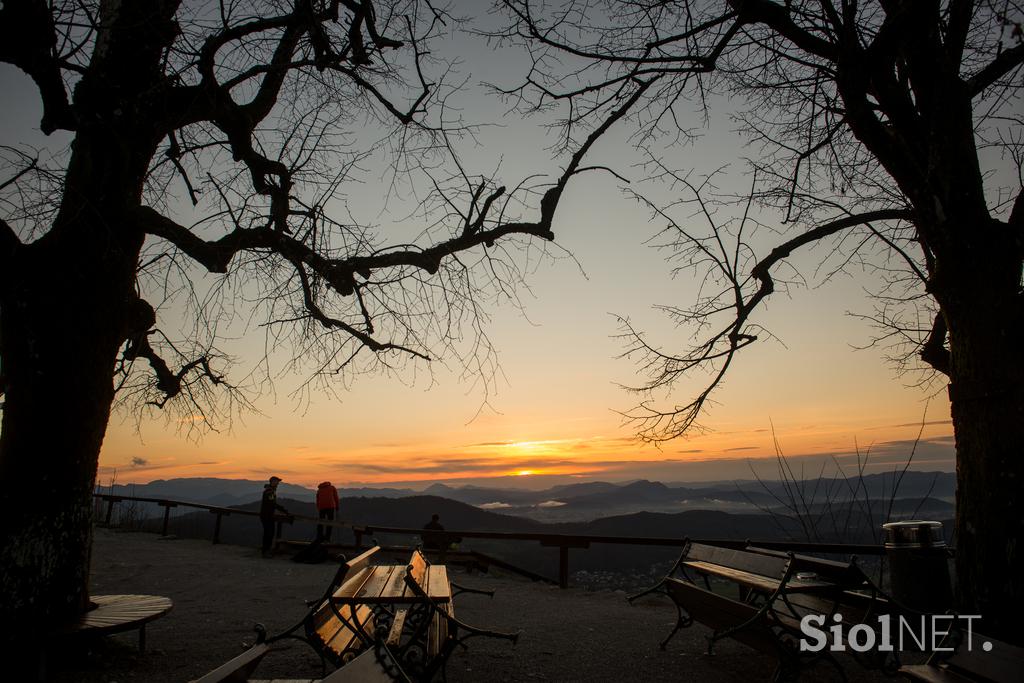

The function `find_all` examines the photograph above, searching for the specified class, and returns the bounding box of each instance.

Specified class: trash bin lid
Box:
[882,520,946,548]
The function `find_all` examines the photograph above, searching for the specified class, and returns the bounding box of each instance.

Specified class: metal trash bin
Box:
[883,520,953,613]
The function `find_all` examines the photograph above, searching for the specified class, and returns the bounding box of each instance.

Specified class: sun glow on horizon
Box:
[97,413,955,487]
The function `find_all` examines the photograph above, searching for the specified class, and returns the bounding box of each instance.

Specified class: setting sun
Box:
[515,470,535,476]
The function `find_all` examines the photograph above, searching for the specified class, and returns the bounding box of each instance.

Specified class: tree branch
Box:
[0,0,76,133]
[920,311,951,376]
[290,259,430,360]
[624,206,916,442]
[729,0,839,61]
[134,204,552,296]
[747,208,915,309]
[967,41,1024,97]
[137,77,650,294]
[120,297,227,409]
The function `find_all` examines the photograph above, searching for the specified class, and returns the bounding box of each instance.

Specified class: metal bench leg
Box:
[659,604,693,650]
[450,581,494,598]
[705,633,717,656]
[628,578,671,604]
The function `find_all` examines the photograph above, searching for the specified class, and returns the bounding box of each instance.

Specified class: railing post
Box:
[354,527,364,548]
[211,510,228,544]
[559,543,569,589]
[104,498,115,527]
[540,538,589,588]
[161,503,172,536]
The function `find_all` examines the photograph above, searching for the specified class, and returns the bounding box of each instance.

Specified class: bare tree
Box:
[0,0,645,633]
[497,0,1024,641]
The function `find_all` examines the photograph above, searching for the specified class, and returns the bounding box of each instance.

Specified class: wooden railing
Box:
[91,493,337,544]
[93,492,890,588]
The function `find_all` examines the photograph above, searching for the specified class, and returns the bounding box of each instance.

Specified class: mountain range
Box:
[99,474,955,586]
[98,472,955,523]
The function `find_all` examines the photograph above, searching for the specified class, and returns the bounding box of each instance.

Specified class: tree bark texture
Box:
[830,7,1024,642]
[0,0,170,632]
[941,232,1024,643]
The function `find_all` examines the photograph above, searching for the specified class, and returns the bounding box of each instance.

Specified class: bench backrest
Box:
[307,546,382,665]
[665,578,790,654]
[745,545,865,587]
[308,602,375,665]
[192,643,269,683]
[342,546,381,583]
[407,548,428,589]
[322,545,380,596]
[933,633,1024,683]
[686,543,789,580]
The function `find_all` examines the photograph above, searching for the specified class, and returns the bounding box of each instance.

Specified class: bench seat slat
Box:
[898,664,973,683]
[426,565,452,602]
[407,552,427,588]
[386,609,408,648]
[310,602,374,663]
[355,566,401,601]
[331,567,375,601]
[379,565,407,601]
[326,605,374,653]
[686,544,788,579]
[683,560,784,593]
[343,547,381,577]
[430,602,452,657]
[191,643,270,683]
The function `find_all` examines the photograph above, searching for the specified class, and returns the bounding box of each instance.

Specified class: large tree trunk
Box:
[0,230,142,634]
[0,1,170,638]
[941,225,1024,645]
[0,133,151,642]
[0,252,118,624]
[950,385,1024,645]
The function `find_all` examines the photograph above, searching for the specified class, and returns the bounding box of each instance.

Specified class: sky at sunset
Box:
[1,4,960,490]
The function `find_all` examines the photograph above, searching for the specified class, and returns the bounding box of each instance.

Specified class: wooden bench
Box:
[197,546,513,682]
[377,548,518,681]
[192,545,396,683]
[628,541,798,648]
[192,643,271,683]
[663,578,821,681]
[56,593,174,652]
[900,631,1024,683]
[305,546,383,666]
[629,541,887,679]
[298,546,513,681]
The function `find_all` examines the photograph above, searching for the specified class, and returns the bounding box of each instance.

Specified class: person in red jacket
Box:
[316,481,340,542]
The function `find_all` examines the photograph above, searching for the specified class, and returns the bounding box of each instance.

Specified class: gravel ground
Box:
[50,528,897,682]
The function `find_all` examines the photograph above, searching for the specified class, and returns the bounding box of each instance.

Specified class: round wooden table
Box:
[59,594,173,651]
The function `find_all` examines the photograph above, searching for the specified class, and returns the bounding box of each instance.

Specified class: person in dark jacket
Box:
[260,476,288,557]
[422,513,446,550]
[315,481,340,541]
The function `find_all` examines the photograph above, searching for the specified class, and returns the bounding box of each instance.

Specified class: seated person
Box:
[422,513,446,550]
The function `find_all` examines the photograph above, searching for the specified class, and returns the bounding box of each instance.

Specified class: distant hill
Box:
[98,472,956,525]
[140,490,953,585]
[97,477,315,506]
[138,495,798,581]
[727,471,955,502]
